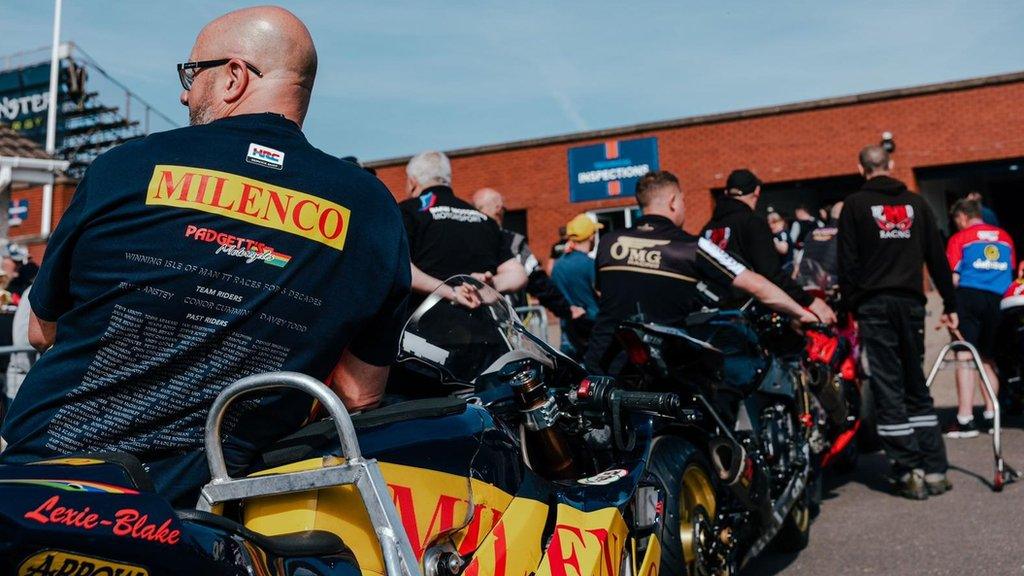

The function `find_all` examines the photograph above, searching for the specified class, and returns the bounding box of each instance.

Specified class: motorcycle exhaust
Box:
[709,437,746,485]
[709,437,772,520]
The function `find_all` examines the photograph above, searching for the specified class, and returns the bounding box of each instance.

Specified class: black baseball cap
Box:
[725,169,762,196]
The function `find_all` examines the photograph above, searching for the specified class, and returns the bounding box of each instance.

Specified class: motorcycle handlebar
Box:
[572,376,698,422]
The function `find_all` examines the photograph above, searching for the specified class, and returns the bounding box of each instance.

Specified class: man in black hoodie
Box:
[838,145,958,500]
[702,169,836,324]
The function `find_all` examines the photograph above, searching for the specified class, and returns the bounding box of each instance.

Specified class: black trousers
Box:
[857,294,948,475]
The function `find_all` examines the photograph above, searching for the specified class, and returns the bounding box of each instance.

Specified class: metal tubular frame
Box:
[197,371,421,576]
[925,339,1021,491]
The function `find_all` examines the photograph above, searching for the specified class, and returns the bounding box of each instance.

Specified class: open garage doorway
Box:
[711,174,864,220]
[915,158,1024,249]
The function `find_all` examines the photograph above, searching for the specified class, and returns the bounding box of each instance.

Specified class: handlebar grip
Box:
[612,390,682,416]
[573,377,698,421]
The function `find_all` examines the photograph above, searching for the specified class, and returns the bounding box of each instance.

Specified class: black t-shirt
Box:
[399,186,512,282]
[1,114,410,500]
[584,215,747,372]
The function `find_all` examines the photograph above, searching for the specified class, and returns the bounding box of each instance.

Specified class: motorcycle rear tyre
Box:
[649,436,717,576]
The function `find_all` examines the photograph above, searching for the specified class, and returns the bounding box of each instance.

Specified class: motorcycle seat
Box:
[177,509,354,559]
[252,396,467,471]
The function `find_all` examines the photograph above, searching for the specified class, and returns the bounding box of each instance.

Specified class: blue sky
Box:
[2,1,1023,161]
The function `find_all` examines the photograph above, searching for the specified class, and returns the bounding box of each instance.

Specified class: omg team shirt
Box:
[1,114,410,499]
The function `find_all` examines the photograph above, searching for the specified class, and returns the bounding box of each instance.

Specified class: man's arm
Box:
[28,311,56,352]
[411,263,449,295]
[526,270,575,319]
[696,237,817,323]
[490,257,528,294]
[327,348,389,411]
[733,270,817,323]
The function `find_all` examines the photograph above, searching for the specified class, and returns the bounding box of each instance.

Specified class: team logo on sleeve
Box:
[246,143,285,170]
[703,227,731,249]
[871,205,914,239]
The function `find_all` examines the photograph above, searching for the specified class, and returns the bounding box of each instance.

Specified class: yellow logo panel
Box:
[19,550,148,576]
[146,165,350,251]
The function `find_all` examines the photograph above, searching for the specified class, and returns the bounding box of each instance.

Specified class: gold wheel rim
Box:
[679,464,717,566]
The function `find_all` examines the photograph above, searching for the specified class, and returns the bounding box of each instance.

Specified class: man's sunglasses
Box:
[176,58,263,91]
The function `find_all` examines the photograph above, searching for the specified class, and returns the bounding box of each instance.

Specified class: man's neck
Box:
[966,218,985,228]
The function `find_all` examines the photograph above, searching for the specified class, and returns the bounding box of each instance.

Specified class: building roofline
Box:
[365,69,1024,169]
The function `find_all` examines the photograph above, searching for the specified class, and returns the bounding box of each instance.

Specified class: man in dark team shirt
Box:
[838,145,957,500]
[1,7,410,504]
[399,151,526,303]
[471,187,580,319]
[585,171,817,373]
[701,169,836,325]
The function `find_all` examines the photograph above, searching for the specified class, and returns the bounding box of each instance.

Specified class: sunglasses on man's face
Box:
[176,58,263,91]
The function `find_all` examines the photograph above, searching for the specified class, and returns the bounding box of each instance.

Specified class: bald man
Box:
[471,187,581,321]
[1,7,410,505]
[838,145,956,499]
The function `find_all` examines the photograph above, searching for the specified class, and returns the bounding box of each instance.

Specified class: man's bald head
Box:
[473,188,505,225]
[182,6,318,126]
[858,145,892,177]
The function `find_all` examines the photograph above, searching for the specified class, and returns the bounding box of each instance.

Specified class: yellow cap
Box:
[565,214,604,241]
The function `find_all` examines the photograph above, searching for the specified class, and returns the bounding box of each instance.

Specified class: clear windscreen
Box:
[399,275,552,384]
[785,257,835,295]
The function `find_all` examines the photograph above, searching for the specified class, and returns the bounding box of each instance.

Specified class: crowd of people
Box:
[0,5,1021,511]
[391,145,1021,500]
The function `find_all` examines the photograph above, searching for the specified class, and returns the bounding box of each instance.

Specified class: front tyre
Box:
[648,437,718,576]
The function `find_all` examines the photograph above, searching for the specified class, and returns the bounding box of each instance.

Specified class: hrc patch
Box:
[146,165,350,251]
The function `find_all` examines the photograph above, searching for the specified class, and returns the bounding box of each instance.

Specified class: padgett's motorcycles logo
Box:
[703,227,731,250]
[871,204,915,239]
[185,225,291,268]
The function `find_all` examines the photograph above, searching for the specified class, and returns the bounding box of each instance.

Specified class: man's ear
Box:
[887,159,895,172]
[857,164,866,177]
[406,176,418,197]
[222,58,251,103]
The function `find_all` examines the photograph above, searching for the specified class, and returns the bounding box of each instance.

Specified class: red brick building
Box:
[12,70,1024,267]
[367,70,1024,265]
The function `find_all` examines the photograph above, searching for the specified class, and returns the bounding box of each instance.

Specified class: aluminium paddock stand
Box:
[925,331,1022,492]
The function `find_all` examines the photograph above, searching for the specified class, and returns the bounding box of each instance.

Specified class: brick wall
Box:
[372,80,1024,264]
[9,181,78,262]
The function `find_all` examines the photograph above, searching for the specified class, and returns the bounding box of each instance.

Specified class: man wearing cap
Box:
[551,215,602,356]
[701,169,836,324]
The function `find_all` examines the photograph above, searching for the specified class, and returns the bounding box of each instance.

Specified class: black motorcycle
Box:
[611,304,817,567]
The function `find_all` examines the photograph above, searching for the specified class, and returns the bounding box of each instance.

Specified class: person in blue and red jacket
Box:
[944,198,1016,438]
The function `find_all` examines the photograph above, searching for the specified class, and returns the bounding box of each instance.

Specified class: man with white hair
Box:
[400,151,526,302]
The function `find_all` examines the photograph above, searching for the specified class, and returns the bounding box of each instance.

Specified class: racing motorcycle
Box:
[611,305,816,564]
[784,257,864,470]
[0,275,767,576]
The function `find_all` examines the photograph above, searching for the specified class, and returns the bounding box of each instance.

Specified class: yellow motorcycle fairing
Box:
[243,457,513,575]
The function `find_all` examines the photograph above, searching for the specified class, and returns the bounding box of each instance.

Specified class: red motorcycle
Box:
[787,258,866,471]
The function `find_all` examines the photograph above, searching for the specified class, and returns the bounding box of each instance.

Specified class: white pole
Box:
[45,0,62,155]
[41,0,63,239]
